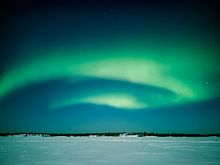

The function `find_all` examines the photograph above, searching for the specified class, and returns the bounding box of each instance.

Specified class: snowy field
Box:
[0,136,220,165]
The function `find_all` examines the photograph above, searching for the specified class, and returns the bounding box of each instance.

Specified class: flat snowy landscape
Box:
[0,136,220,165]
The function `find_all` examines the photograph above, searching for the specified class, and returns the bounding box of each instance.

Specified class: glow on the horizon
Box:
[51,94,148,110]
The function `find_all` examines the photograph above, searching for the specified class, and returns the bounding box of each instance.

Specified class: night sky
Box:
[0,0,220,133]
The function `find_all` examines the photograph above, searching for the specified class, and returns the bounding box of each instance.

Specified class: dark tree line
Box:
[0,132,219,137]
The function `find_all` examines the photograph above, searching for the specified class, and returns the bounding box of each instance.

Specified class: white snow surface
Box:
[0,136,220,165]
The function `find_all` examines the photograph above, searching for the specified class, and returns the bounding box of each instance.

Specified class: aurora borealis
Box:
[0,0,220,133]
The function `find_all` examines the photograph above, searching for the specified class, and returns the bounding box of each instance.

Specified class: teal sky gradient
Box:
[0,0,220,133]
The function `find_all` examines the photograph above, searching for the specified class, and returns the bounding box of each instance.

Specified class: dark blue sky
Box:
[0,0,220,133]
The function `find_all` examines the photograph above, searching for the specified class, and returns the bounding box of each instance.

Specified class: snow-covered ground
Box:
[0,136,220,165]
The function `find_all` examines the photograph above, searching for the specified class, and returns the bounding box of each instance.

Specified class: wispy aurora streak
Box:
[0,43,219,109]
